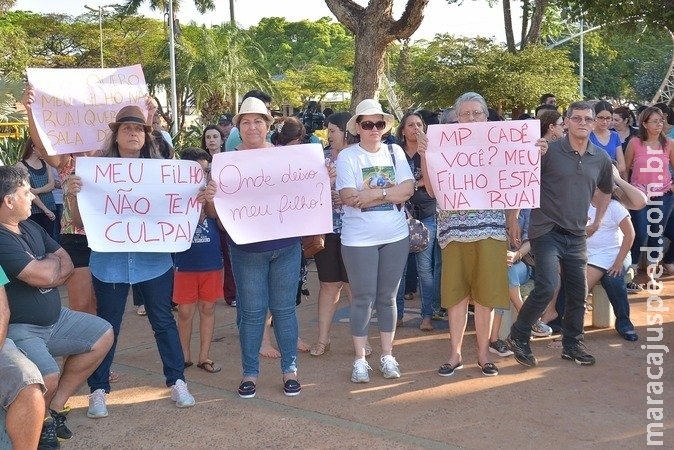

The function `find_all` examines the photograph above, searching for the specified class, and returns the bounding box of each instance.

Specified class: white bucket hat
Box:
[346,99,394,135]
[232,97,274,128]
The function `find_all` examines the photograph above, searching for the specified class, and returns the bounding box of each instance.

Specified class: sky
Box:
[12,0,520,43]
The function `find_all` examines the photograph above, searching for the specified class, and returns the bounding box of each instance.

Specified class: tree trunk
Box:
[525,0,549,46]
[325,0,428,110]
[520,0,529,51]
[502,0,516,53]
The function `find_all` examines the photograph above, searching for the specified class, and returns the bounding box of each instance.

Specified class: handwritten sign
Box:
[26,65,148,156]
[211,144,333,245]
[76,157,205,252]
[425,120,541,210]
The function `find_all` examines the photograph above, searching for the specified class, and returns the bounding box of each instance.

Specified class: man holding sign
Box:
[506,101,613,367]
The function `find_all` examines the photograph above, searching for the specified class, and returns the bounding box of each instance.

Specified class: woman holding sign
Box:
[227,97,303,399]
[419,92,511,378]
[69,105,202,416]
[336,99,414,383]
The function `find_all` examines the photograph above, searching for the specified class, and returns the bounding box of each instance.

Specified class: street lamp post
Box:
[84,4,115,68]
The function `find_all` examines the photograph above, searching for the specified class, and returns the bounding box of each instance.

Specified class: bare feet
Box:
[259,344,281,358]
[297,338,311,352]
[420,318,433,331]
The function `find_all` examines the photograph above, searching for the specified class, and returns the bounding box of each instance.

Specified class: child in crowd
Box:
[174,147,224,373]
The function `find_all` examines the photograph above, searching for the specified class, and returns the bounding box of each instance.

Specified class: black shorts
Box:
[59,233,91,268]
[314,233,348,283]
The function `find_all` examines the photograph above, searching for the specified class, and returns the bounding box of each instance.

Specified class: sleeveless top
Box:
[629,138,672,196]
[23,159,56,214]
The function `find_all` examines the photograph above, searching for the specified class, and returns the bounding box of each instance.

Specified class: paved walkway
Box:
[60,264,673,449]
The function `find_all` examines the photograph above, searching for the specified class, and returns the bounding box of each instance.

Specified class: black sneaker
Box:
[561,343,596,365]
[50,407,72,440]
[283,379,301,397]
[38,418,60,450]
[437,361,463,377]
[506,335,537,367]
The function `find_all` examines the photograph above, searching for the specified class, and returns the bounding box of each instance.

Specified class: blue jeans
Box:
[229,242,300,377]
[630,192,674,264]
[598,264,635,334]
[396,215,441,319]
[511,230,587,348]
[88,268,184,392]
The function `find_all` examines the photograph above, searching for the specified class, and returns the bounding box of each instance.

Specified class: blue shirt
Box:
[90,251,173,284]
[589,131,621,161]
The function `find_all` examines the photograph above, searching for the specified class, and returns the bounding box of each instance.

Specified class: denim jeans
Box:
[662,208,674,264]
[598,269,635,334]
[630,192,674,265]
[229,242,300,377]
[511,230,587,348]
[88,268,184,392]
[396,215,441,319]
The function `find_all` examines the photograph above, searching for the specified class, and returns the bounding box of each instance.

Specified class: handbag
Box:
[302,234,325,258]
[406,208,430,253]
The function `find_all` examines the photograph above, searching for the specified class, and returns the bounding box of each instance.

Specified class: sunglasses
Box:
[359,120,387,131]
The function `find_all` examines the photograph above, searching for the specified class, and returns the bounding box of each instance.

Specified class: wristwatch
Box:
[382,188,387,200]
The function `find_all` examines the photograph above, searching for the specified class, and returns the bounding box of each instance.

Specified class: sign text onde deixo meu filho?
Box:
[211,144,333,245]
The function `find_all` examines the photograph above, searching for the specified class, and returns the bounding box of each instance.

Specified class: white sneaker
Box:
[351,359,371,383]
[171,379,196,408]
[380,355,401,379]
[531,320,553,337]
[87,389,108,419]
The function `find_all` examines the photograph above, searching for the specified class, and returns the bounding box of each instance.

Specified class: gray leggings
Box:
[342,237,409,336]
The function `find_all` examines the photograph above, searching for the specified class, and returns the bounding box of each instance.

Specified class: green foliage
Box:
[397,35,578,112]
[0,128,27,166]
[560,0,674,31]
[249,17,353,110]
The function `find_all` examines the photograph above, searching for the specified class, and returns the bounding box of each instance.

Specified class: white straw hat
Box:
[346,99,394,135]
[232,97,274,128]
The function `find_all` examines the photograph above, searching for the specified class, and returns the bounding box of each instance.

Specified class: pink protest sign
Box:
[211,144,333,245]
[26,65,148,155]
[76,157,205,252]
[425,120,541,210]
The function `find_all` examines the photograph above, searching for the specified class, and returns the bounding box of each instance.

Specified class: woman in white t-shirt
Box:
[336,99,413,383]
[586,188,638,341]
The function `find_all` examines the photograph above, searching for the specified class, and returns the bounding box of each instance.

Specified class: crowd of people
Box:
[1,85,668,449]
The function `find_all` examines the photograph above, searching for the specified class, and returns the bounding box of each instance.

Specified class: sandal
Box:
[109,371,120,383]
[310,341,330,356]
[184,361,194,368]
[197,360,222,373]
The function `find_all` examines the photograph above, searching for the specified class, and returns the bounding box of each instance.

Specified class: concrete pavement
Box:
[58,263,673,449]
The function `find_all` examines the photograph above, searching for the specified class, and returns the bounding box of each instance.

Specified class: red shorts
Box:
[173,270,224,304]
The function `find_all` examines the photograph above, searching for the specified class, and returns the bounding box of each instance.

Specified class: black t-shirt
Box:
[0,220,62,325]
[406,151,437,220]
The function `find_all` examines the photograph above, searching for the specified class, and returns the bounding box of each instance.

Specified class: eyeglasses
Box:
[646,119,665,125]
[359,120,387,131]
[567,116,595,124]
[596,116,612,122]
[555,121,564,126]
[458,110,486,120]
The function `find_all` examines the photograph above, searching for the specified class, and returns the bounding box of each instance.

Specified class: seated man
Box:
[0,166,113,448]
[1,266,45,450]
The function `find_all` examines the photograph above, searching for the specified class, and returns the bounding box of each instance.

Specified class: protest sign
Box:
[76,157,205,252]
[26,65,148,155]
[425,120,541,210]
[211,144,333,245]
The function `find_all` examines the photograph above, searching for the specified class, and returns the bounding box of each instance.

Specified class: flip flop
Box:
[184,361,193,368]
[197,360,222,373]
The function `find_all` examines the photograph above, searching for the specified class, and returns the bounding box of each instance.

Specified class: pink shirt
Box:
[629,138,672,196]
